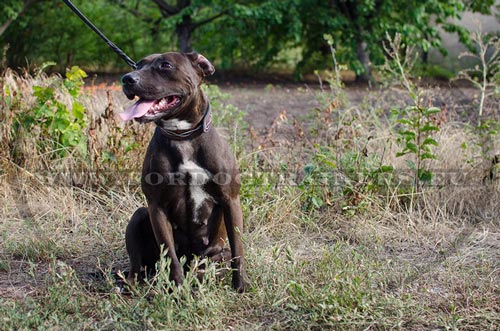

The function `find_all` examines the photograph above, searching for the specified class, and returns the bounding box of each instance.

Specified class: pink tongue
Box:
[119,99,156,121]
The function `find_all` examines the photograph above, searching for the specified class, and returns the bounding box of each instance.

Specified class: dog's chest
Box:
[143,137,217,228]
[162,141,214,226]
[177,159,214,224]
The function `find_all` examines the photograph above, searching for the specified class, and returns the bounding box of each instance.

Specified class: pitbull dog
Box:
[120,52,247,292]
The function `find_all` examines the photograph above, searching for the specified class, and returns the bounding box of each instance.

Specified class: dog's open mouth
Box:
[119,95,181,121]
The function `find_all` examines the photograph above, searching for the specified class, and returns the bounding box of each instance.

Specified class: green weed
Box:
[12,66,88,160]
[383,33,442,191]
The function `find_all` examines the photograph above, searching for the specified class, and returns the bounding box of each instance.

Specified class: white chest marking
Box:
[178,160,213,224]
[163,119,193,130]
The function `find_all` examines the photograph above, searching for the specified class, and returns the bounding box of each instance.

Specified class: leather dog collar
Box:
[157,103,213,141]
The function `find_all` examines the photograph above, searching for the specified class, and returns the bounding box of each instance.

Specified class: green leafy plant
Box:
[299,145,393,214]
[15,65,88,159]
[383,33,441,190]
[393,102,440,186]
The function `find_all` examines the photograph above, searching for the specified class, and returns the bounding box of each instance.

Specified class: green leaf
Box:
[423,107,441,116]
[400,130,416,140]
[418,169,433,182]
[397,119,413,125]
[421,123,439,132]
[422,137,438,146]
[406,142,418,153]
[311,196,323,209]
[61,130,77,146]
[320,160,337,169]
[72,102,85,122]
[52,118,70,131]
[396,151,409,157]
[303,164,315,175]
[33,86,54,103]
[65,66,87,81]
[421,144,431,152]
[406,160,416,170]
[421,152,437,160]
[380,165,394,173]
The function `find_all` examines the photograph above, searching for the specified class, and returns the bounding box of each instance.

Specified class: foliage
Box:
[292,0,478,80]
[393,103,441,186]
[299,146,393,214]
[109,0,239,53]
[2,0,496,78]
[0,0,24,26]
[30,67,87,156]
[383,33,441,190]
[463,0,496,14]
[0,0,39,37]
[14,65,88,158]
[200,0,302,69]
[414,63,455,80]
[2,0,156,70]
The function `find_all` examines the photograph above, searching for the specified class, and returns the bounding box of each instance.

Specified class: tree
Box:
[193,0,490,82]
[292,0,472,83]
[463,0,495,14]
[1,0,496,78]
[109,0,302,69]
[196,0,302,69]
[2,0,155,69]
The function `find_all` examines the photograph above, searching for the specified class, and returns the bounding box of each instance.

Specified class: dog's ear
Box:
[186,52,215,77]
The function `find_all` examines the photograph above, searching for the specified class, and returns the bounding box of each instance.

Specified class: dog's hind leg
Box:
[201,206,226,258]
[125,207,159,284]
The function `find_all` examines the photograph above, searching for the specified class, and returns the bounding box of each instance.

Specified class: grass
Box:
[0,67,499,330]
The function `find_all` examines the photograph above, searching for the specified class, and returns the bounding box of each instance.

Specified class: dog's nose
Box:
[122,73,140,86]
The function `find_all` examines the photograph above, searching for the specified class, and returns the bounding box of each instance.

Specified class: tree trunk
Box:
[356,40,371,84]
[421,50,429,64]
[176,14,193,53]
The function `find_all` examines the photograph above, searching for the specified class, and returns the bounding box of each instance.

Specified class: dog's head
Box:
[119,52,215,123]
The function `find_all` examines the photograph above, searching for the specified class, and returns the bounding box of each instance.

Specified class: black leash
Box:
[62,0,137,69]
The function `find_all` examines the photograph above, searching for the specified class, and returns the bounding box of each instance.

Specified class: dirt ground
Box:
[218,82,487,131]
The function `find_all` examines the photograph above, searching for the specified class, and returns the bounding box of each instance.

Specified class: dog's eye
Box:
[160,61,173,70]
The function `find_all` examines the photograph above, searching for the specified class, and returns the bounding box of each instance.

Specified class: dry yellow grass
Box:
[0,69,499,330]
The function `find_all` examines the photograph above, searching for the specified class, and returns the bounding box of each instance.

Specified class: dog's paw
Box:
[232,277,249,293]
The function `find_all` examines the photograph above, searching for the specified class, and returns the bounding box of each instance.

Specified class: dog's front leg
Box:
[148,204,184,285]
[223,198,248,292]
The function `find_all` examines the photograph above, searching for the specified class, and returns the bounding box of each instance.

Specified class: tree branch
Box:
[192,11,227,29]
[151,0,179,16]
[0,0,37,37]
[108,0,155,23]
[0,18,15,37]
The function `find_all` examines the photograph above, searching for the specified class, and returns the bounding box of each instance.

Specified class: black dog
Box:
[120,52,247,292]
